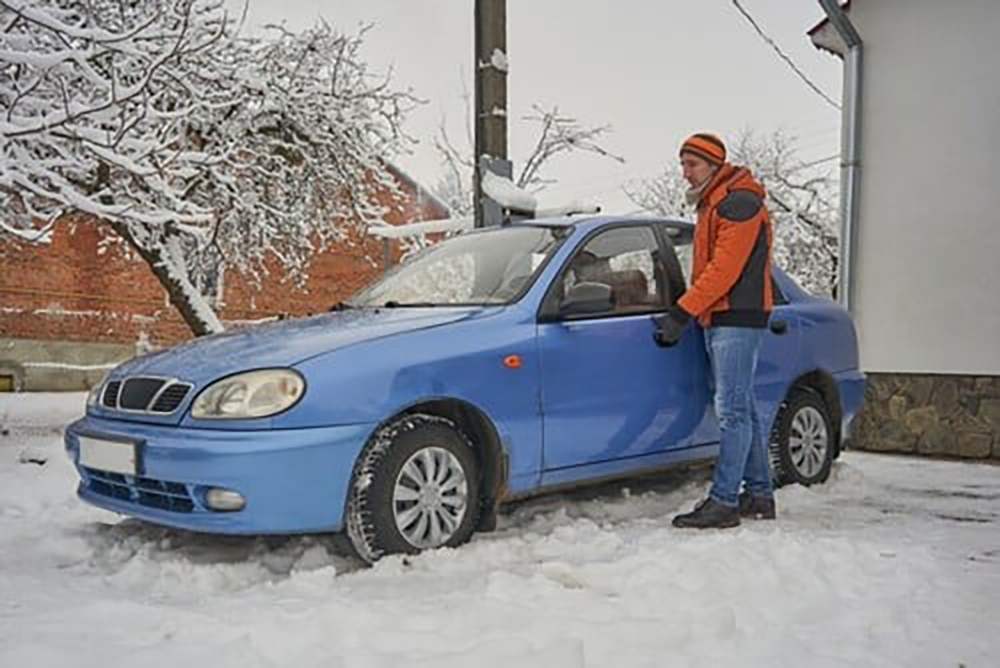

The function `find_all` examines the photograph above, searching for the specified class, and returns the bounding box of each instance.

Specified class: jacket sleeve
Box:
[677,190,765,317]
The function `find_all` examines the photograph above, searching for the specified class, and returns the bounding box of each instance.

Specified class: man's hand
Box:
[653,307,691,347]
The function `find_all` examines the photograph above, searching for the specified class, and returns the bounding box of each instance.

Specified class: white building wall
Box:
[850,0,1000,374]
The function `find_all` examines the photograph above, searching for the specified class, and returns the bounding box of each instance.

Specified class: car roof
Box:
[512,215,695,244]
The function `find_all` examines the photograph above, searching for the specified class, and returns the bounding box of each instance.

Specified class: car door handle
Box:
[769,319,788,335]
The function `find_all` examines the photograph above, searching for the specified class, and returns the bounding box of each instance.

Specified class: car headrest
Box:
[605,270,648,305]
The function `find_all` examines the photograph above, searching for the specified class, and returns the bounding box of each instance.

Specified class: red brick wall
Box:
[0,178,448,347]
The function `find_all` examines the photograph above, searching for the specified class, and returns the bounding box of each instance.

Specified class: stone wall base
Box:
[850,373,1000,460]
[0,338,135,392]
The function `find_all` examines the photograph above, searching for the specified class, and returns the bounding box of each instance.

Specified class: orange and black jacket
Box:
[677,163,774,328]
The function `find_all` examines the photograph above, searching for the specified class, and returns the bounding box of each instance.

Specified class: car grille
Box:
[119,377,164,410]
[100,377,192,415]
[101,381,121,408]
[150,383,191,413]
[84,468,197,513]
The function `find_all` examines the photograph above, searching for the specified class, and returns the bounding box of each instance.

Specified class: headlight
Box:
[87,383,101,408]
[191,369,305,419]
[87,371,112,409]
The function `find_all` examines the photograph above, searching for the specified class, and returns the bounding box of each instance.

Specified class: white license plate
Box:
[78,436,138,475]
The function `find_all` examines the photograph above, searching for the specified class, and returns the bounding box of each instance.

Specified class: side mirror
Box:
[559,282,613,317]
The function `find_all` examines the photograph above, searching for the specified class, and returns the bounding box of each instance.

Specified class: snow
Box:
[0,218,52,243]
[534,202,602,217]
[0,307,157,324]
[481,169,538,213]
[367,204,600,242]
[2,392,999,667]
[490,48,509,73]
[369,216,474,239]
[160,233,224,335]
[20,361,119,371]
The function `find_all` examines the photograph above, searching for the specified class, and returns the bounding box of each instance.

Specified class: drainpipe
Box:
[818,0,862,313]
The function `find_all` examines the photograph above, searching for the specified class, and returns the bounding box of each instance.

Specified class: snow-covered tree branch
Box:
[433,120,475,217]
[625,129,840,296]
[432,101,623,220]
[1,1,416,335]
[516,105,624,192]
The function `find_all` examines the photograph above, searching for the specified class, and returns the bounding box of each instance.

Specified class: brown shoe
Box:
[672,498,741,529]
[738,492,776,520]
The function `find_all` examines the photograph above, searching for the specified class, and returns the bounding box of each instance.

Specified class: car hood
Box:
[114,307,492,385]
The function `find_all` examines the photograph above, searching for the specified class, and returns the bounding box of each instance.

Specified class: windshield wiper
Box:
[329,301,355,311]
[382,300,439,308]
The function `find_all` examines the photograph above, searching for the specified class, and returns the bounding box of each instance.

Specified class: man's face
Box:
[680,153,715,188]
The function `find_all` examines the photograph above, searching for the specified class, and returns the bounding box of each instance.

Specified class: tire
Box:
[346,414,481,563]
[770,389,835,487]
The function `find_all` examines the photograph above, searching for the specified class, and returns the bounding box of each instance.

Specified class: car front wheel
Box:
[346,414,481,563]
[771,389,835,487]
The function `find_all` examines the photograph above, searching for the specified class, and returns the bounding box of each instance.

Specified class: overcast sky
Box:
[227,1,842,214]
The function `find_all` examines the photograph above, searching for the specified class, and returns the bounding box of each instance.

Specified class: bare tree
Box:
[624,167,689,223]
[625,129,840,296]
[433,99,623,216]
[516,105,624,191]
[433,123,475,216]
[1,1,415,335]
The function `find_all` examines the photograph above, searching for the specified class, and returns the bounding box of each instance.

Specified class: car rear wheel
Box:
[346,414,481,563]
[771,389,835,487]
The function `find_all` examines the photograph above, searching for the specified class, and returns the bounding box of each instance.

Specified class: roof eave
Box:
[808,0,851,58]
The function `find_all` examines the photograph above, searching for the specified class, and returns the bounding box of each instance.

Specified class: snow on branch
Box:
[1,1,417,335]
[432,94,621,218]
[369,216,474,239]
[517,105,624,192]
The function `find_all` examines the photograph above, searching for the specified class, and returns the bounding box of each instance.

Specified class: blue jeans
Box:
[705,327,773,507]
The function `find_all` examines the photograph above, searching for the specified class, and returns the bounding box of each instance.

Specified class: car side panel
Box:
[778,274,866,435]
[537,314,713,471]
[289,310,545,494]
[793,300,862,376]
[834,369,866,435]
[755,307,803,437]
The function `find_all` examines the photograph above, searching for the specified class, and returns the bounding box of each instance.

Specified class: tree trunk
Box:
[110,222,224,337]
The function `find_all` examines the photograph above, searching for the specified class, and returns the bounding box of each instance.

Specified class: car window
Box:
[552,226,666,317]
[674,242,692,285]
[772,274,788,305]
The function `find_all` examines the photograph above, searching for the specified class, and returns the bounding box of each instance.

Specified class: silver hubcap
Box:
[393,447,468,549]
[789,406,829,478]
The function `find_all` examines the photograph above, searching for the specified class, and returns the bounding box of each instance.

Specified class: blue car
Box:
[65,217,864,561]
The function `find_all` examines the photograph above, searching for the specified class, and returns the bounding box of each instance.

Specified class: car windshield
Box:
[347,225,568,307]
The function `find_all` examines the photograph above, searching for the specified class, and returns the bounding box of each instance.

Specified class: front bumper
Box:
[65,415,375,534]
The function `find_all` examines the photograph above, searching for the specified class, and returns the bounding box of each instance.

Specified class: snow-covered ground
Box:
[2,393,998,667]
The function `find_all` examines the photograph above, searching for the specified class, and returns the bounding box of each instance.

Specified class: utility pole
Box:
[473,0,509,227]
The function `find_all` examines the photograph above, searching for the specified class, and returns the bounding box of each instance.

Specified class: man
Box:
[654,133,776,529]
